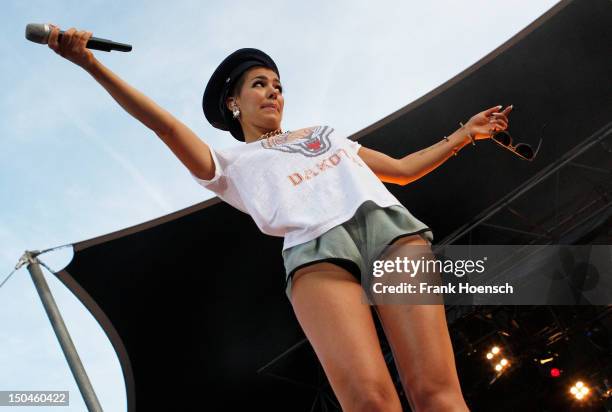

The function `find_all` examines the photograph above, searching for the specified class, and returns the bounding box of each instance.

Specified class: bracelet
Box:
[442,136,457,156]
[443,135,458,156]
[459,122,476,146]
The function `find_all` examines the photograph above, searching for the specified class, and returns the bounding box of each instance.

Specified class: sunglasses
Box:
[490,123,547,161]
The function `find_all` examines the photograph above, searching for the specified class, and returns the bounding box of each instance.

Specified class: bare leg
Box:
[290,262,403,412]
[374,235,470,412]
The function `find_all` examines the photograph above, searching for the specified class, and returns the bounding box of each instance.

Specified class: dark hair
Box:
[229,71,248,99]
[225,69,250,138]
[228,65,265,99]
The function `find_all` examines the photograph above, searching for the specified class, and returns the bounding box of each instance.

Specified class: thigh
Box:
[283,224,364,301]
[290,262,402,411]
[373,235,463,406]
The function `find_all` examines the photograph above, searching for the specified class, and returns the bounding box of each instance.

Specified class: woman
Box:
[47,25,512,411]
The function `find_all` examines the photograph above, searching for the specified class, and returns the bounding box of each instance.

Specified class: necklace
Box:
[256,129,284,141]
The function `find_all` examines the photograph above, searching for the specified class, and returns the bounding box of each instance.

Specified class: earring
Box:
[232,105,240,119]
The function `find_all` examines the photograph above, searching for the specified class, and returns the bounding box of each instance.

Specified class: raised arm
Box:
[357,105,512,186]
[356,127,472,186]
[47,25,216,180]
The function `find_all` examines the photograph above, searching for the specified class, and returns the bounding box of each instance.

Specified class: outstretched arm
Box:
[47,25,216,180]
[357,105,512,185]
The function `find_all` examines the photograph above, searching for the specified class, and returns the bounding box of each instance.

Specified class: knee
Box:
[348,385,401,412]
[410,386,469,412]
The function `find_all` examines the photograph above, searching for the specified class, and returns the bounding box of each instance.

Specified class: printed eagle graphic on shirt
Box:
[260,125,333,157]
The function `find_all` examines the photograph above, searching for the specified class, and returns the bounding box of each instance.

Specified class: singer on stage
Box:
[46,24,512,411]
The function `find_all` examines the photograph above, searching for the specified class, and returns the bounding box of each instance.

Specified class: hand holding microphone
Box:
[45,25,94,69]
[25,23,132,69]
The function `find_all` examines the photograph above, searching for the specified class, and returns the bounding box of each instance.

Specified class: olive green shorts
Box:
[282,200,434,301]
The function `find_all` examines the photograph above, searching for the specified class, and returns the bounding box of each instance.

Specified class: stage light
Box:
[539,357,554,364]
[569,381,590,400]
[485,345,511,374]
[534,351,563,379]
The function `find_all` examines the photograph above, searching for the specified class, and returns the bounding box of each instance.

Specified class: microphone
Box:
[25,23,132,52]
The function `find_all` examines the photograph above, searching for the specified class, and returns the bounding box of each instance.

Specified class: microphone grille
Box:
[25,24,50,44]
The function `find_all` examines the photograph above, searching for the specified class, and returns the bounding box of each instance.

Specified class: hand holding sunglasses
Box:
[461,105,544,161]
[462,104,513,140]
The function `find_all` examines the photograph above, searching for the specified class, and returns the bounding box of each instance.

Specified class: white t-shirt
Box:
[191,125,407,251]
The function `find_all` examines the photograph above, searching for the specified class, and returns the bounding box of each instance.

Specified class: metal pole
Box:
[24,250,103,412]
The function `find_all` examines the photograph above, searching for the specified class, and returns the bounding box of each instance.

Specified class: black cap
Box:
[202,48,280,142]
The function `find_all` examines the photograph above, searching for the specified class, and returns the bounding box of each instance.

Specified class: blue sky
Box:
[1,1,559,410]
